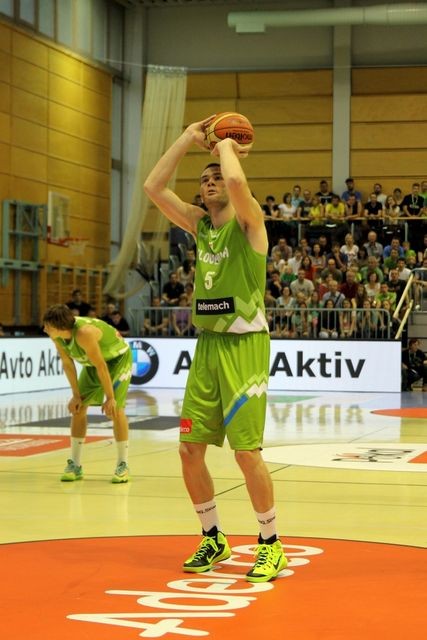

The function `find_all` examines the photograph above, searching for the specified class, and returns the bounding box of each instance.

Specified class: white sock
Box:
[71,437,84,466]
[116,440,129,464]
[256,507,277,542]
[194,500,220,534]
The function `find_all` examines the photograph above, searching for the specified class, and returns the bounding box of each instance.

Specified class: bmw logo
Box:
[128,340,159,385]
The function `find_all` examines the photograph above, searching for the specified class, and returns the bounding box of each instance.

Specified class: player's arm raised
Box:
[214,137,267,254]
[144,117,214,235]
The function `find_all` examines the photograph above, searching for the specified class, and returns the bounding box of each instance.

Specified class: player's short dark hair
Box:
[43,304,76,329]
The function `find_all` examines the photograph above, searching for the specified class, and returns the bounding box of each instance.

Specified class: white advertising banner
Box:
[0,337,401,395]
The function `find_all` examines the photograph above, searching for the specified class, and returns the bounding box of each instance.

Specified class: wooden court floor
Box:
[0,387,426,639]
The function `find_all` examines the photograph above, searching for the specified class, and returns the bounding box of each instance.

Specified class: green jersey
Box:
[56,317,129,366]
[193,215,268,334]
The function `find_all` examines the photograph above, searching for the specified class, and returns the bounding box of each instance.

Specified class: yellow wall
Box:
[0,21,112,324]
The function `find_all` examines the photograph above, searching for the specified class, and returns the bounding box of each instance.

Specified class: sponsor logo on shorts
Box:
[180,418,193,433]
[196,297,235,315]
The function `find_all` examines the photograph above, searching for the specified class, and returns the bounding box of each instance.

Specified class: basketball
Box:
[205,112,254,150]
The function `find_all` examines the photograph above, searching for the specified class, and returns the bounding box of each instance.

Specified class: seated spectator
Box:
[162,272,184,306]
[356,299,379,338]
[383,194,402,234]
[143,295,169,336]
[301,255,315,281]
[280,264,297,287]
[287,247,303,274]
[356,246,369,269]
[308,290,320,336]
[171,293,193,337]
[340,233,359,267]
[363,230,383,261]
[66,289,91,317]
[291,301,312,338]
[321,279,345,308]
[421,180,427,204]
[271,249,287,273]
[267,270,283,299]
[378,299,399,339]
[298,237,311,256]
[374,282,397,311]
[402,338,427,391]
[320,257,343,284]
[310,241,326,278]
[360,256,384,284]
[339,298,356,338]
[393,187,404,208]
[341,269,359,302]
[318,299,339,339]
[278,192,297,219]
[273,285,294,337]
[416,234,427,265]
[271,237,293,261]
[110,310,130,337]
[387,269,407,304]
[327,241,348,273]
[395,258,411,282]
[87,306,98,318]
[290,268,315,300]
[354,283,368,309]
[383,237,404,259]
[364,271,381,302]
[101,301,117,325]
[341,177,362,203]
[383,248,400,275]
[177,258,195,287]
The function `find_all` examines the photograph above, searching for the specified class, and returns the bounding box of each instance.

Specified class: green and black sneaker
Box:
[183,531,231,573]
[246,538,287,583]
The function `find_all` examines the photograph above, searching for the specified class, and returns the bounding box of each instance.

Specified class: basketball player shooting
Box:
[144,115,287,582]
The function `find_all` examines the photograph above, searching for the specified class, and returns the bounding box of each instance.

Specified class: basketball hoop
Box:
[67,237,89,256]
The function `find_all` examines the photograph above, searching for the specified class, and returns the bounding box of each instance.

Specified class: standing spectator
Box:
[402,183,425,218]
[420,180,427,204]
[339,298,356,338]
[373,183,387,206]
[291,184,303,208]
[177,258,195,287]
[296,189,313,220]
[341,177,362,202]
[307,194,325,229]
[364,193,383,230]
[318,299,339,339]
[66,289,91,317]
[316,179,336,205]
[356,299,379,338]
[101,302,117,326]
[162,272,184,306]
[267,270,283,299]
[262,195,279,217]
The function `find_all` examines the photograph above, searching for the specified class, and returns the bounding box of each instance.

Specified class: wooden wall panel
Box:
[352,122,427,150]
[186,73,238,99]
[0,141,11,173]
[352,94,427,122]
[12,32,48,68]
[79,166,110,197]
[238,70,333,98]
[11,147,47,182]
[80,86,110,120]
[352,68,427,95]
[12,87,48,125]
[12,117,47,154]
[252,124,332,152]
[10,176,47,203]
[0,51,11,83]
[48,49,82,83]
[0,82,11,114]
[48,157,80,190]
[12,58,48,97]
[49,74,82,111]
[352,150,427,178]
[0,172,10,200]
[239,97,332,125]
[0,22,11,53]
[0,113,11,144]
[82,64,112,96]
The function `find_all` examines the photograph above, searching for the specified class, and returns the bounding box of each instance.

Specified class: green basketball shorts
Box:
[180,331,270,450]
[78,346,132,409]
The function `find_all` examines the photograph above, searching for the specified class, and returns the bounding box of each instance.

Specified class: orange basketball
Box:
[205,112,254,150]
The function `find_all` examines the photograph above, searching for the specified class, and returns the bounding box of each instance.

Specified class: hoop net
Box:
[67,238,89,256]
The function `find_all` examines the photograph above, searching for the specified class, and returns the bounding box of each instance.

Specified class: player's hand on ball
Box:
[212,137,252,158]
[186,116,216,151]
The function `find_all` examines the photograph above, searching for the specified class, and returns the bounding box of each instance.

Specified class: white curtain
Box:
[104,65,187,298]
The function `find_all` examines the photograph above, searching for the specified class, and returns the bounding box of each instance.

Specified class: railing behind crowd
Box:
[129,306,393,340]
